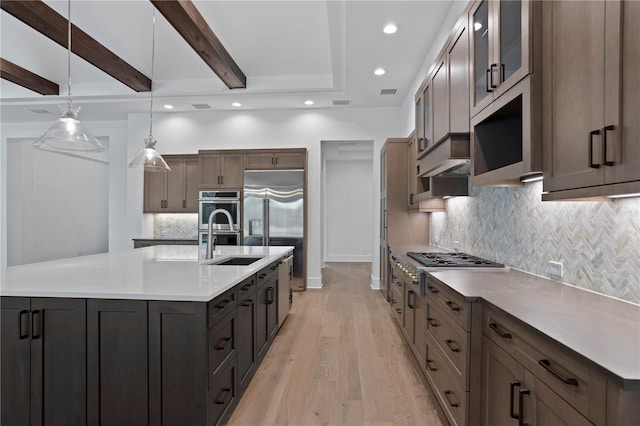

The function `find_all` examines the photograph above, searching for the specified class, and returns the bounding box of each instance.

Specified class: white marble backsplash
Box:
[153,214,199,239]
[430,181,640,305]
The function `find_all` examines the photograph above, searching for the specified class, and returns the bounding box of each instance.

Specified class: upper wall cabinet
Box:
[542,0,640,200]
[415,80,432,157]
[245,150,306,170]
[199,151,244,189]
[144,155,200,213]
[469,0,533,118]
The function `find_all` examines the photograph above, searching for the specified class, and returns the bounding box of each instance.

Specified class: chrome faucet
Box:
[206,208,235,259]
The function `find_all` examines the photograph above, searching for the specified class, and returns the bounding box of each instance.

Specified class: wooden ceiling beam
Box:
[1,0,151,92]
[151,0,246,89]
[0,57,59,95]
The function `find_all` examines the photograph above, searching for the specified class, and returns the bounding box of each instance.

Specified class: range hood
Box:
[417,133,470,177]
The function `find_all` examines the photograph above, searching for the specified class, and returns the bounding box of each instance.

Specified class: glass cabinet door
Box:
[471,0,491,113]
[495,0,530,94]
[415,96,424,154]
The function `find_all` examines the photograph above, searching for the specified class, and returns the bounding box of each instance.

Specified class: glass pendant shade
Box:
[128,138,171,172]
[34,105,105,152]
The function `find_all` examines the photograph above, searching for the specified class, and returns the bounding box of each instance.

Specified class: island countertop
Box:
[0,245,293,302]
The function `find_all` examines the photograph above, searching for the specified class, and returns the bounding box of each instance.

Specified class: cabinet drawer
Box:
[209,310,236,375]
[425,275,470,330]
[237,276,257,301]
[209,356,237,426]
[483,304,606,425]
[208,288,237,328]
[425,331,467,426]
[426,301,469,389]
[257,261,279,288]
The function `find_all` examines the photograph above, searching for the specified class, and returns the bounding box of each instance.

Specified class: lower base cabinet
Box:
[1,263,281,426]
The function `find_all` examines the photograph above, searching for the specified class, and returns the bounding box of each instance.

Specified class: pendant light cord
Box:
[149,9,156,141]
[67,0,72,112]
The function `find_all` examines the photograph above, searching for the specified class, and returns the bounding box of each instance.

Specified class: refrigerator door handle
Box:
[263,198,270,245]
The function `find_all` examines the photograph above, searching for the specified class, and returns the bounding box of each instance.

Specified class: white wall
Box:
[125,108,401,288]
[323,158,373,262]
[0,120,128,267]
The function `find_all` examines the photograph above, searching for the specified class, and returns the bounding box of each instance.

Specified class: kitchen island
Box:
[1,245,294,426]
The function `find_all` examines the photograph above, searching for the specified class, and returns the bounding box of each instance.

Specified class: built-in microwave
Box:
[198,191,241,232]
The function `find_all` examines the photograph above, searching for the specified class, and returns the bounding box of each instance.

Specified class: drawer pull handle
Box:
[427,318,439,327]
[445,339,460,353]
[215,388,232,405]
[31,310,42,339]
[259,273,267,279]
[216,337,232,350]
[396,308,402,314]
[443,390,459,408]
[241,283,253,291]
[241,299,253,306]
[510,381,521,419]
[397,281,403,287]
[602,125,615,166]
[589,129,601,169]
[445,301,461,312]
[489,322,512,339]
[538,359,578,386]
[428,286,439,294]
[407,290,415,309]
[426,359,438,372]
[518,389,530,426]
[215,299,232,310]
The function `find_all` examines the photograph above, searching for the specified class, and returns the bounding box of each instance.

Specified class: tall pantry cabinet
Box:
[379,138,429,299]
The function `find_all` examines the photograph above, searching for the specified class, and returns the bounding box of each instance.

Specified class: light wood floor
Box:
[228,262,447,426]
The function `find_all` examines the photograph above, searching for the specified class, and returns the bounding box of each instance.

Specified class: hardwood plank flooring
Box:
[228,262,447,426]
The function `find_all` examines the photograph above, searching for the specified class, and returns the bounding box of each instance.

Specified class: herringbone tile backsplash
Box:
[430,182,640,305]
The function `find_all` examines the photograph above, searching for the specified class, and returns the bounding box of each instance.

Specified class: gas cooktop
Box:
[407,252,505,269]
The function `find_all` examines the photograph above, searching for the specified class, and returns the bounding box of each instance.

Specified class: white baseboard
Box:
[323,254,372,262]
[370,275,380,290]
[306,276,323,289]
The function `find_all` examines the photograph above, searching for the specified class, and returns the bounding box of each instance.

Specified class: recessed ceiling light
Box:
[232,102,242,107]
[304,100,314,106]
[383,24,397,34]
[163,104,174,110]
[374,68,386,76]
[474,22,483,31]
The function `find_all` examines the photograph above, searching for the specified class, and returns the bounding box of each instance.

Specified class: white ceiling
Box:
[1,0,453,123]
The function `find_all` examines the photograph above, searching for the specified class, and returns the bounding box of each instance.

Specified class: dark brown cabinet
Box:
[144,155,200,213]
[87,299,148,426]
[1,297,86,426]
[199,151,244,189]
[237,291,257,392]
[256,276,278,361]
[245,150,306,170]
[407,132,418,210]
[415,80,432,156]
[542,0,640,199]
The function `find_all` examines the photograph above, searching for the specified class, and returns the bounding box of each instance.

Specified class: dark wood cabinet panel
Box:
[220,154,244,188]
[30,297,86,426]
[184,156,201,211]
[237,295,257,392]
[87,299,148,426]
[274,152,305,169]
[149,301,207,426]
[166,157,186,211]
[209,357,237,426]
[256,284,269,360]
[144,155,200,213]
[267,281,279,341]
[200,152,243,188]
[144,168,166,212]
[1,297,31,426]
[209,310,237,376]
[245,151,306,170]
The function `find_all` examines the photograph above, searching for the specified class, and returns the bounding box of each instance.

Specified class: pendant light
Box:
[33,0,104,153]
[128,8,170,172]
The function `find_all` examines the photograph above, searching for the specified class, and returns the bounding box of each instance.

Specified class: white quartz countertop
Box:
[0,246,294,302]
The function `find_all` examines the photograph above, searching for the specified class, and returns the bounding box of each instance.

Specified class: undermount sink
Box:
[206,256,264,266]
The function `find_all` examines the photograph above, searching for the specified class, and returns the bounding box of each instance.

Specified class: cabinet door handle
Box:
[275,157,278,165]
[518,389,530,426]
[443,390,459,408]
[31,310,42,339]
[589,129,601,169]
[397,281,403,287]
[215,337,232,350]
[445,339,460,353]
[427,317,439,327]
[602,125,615,166]
[395,308,402,314]
[489,322,512,339]
[266,287,275,304]
[486,68,493,93]
[408,290,415,309]
[19,310,30,339]
[220,176,224,185]
[426,359,438,372]
[490,63,498,89]
[183,200,186,209]
[410,193,414,205]
[214,388,232,405]
[445,300,461,312]
[241,299,253,307]
[500,63,505,83]
[538,359,578,386]
[510,381,521,419]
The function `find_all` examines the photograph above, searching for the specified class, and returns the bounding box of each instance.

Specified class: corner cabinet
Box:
[542,0,640,200]
[199,151,244,189]
[144,155,200,213]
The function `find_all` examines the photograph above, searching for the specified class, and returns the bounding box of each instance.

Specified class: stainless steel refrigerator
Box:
[243,170,305,290]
